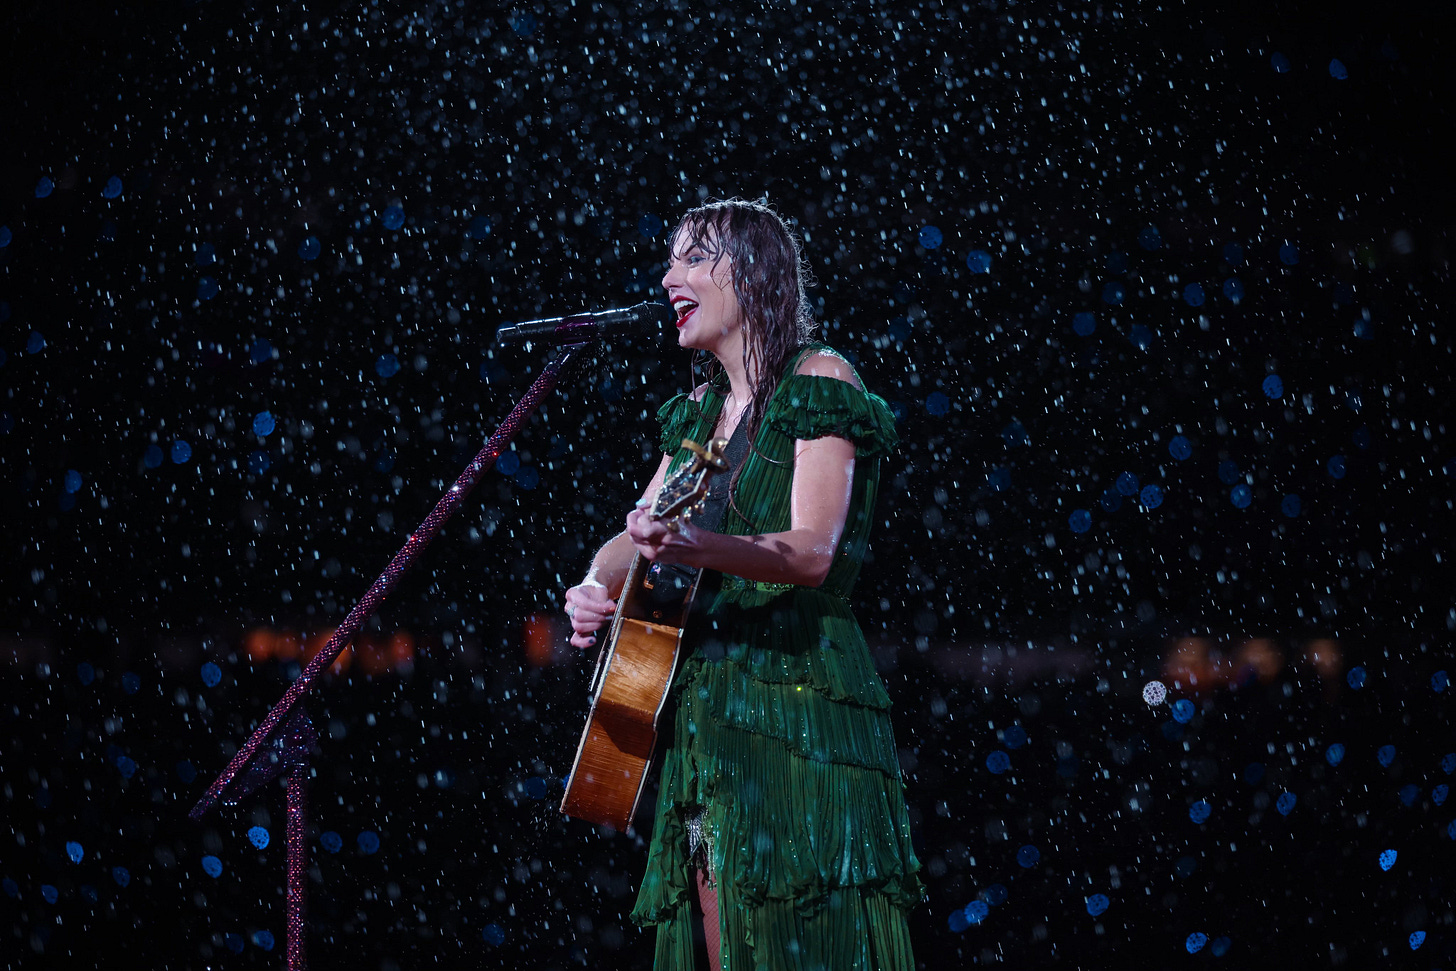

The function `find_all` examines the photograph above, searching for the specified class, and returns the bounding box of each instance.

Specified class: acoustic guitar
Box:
[560,437,730,832]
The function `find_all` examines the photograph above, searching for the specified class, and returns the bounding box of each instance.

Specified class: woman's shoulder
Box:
[791,346,863,390]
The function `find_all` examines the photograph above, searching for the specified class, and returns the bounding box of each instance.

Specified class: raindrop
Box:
[468,215,492,239]
[376,352,402,378]
[196,243,216,266]
[248,451,271,475]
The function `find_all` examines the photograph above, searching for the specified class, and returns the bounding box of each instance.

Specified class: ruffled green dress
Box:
[631,347,922,971]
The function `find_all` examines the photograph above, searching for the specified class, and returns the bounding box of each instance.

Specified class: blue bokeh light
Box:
[1262,374,1284,398]
[247,827,270,850]
[252,411,275,437]
[1183,283,1205,306]
[1276,792,1297,816]
[66,841,84,863]
[358,831,381,854]
[1230,484,1252,508]
[298,236,321,261]
[1347,666,1367,689]
[1140,485,1164,509]
[1378,849,1396,871]
[1068,509,1092,533]
[381,205,406,230]
[320,831,343,854]
[1168,435,1192,460]
[102,176,123,198]
[1329,58,1348,79]
[918,226,943,249]
[1326,743,1346,766]
[201,662,222,687]
[1016,844,1040,868]
[1186,932,1207,954]
[1072,311,1096,335]
[965,249,992,273]
[986,750,1011,774]
[1281,494,1302,517]
[1086,894,1109,917]
[202,855,223,878]
[1189,800,1212,824]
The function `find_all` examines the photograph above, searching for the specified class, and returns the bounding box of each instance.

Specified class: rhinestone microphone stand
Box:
[189,339,593,969]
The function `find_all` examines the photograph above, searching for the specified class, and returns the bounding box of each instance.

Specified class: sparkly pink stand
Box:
[190,341,592,969]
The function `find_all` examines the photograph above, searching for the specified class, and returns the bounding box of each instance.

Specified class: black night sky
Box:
[2,1,1453,967]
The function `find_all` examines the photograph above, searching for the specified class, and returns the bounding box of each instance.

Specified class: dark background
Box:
[2,0,1453,967]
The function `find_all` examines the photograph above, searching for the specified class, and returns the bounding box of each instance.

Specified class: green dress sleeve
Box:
[762,373,900,456]
[656,391,703,455]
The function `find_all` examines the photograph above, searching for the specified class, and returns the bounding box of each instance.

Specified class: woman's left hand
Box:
[626,504,705,566]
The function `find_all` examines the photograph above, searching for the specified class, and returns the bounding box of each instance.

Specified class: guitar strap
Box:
[645,416,752,603]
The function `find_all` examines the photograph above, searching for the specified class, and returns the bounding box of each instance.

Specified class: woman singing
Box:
[563,199,921,970]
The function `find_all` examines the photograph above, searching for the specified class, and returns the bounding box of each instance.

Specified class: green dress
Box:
[631,346,922,971]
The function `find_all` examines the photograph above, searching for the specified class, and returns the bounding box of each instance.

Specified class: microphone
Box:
[495,302,670,344]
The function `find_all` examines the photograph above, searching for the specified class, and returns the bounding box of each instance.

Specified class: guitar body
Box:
[561,438,729,832]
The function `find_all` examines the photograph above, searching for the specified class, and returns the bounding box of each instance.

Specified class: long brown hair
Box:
[669,198,817,452]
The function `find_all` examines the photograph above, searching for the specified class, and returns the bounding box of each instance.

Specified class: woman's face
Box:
[661,227,745,357]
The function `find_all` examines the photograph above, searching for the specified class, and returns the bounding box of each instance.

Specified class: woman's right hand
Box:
[564,581,616,650]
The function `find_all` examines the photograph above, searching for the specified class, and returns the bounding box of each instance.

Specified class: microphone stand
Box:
[189,340,594,970]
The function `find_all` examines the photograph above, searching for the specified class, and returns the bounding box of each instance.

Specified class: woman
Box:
[563,199,921,971]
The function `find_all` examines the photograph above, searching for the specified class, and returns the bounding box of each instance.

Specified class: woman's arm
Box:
[626,354,861,588]
[563,452,673,649]
[625,433,854,587]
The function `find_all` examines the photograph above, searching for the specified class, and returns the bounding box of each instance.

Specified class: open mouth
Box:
[672,298,698,327]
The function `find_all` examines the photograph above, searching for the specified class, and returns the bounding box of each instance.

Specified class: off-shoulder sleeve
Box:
[764,373,899,456]
[656,391,701,455]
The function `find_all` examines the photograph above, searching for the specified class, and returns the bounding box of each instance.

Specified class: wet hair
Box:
[669,198,817,454]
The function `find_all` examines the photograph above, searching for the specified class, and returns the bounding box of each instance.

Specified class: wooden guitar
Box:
[560,437,730,832]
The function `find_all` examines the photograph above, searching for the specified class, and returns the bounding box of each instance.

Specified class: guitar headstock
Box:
[650,438,730,525]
